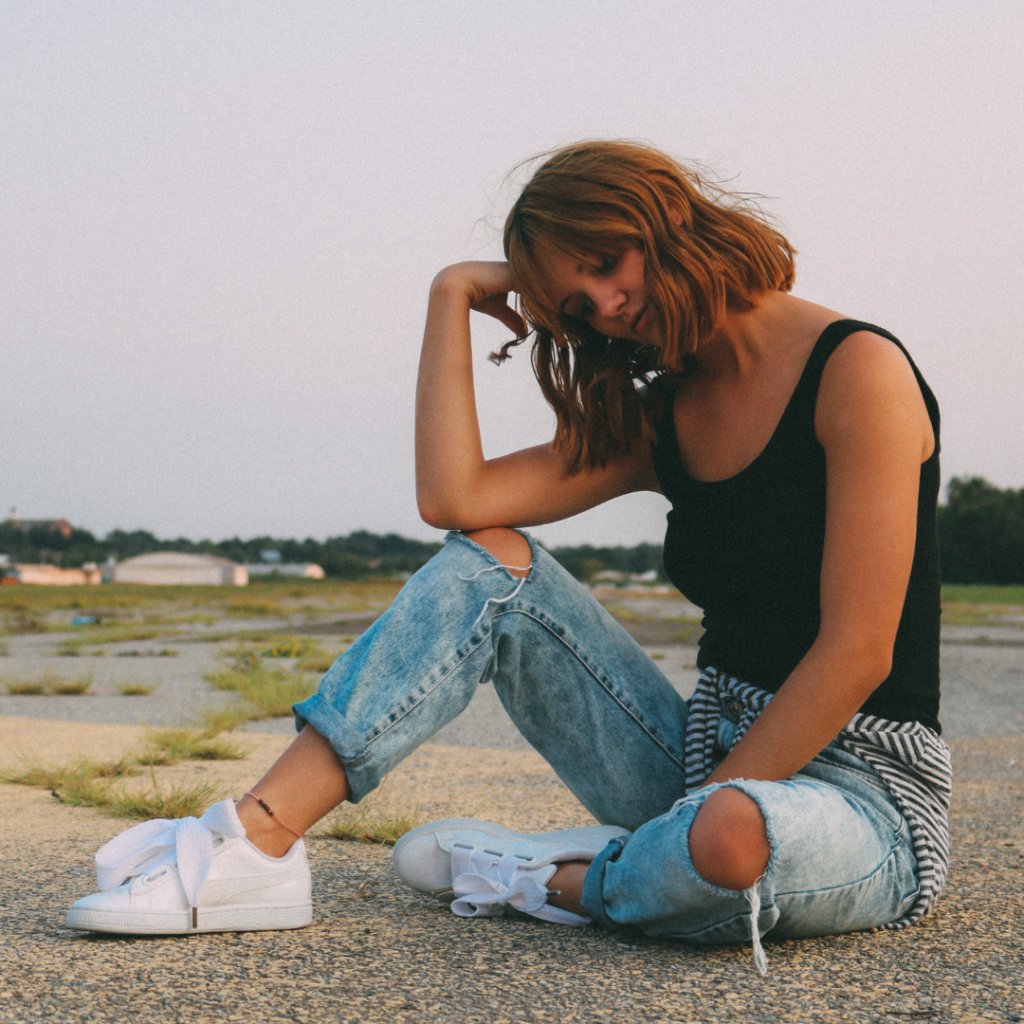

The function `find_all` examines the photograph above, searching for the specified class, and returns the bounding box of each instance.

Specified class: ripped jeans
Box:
[293,531,920,945]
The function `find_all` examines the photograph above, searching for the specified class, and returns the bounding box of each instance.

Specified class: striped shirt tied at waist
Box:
[685,668,953,929]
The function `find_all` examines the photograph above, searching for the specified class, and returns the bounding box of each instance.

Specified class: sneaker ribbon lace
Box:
[449,848,552,919]
[94,799,246,910]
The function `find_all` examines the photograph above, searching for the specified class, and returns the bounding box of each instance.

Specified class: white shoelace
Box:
[448,846,589,926]
[94,799,246,912]
[458,563,529,630]
[743,878,768,976]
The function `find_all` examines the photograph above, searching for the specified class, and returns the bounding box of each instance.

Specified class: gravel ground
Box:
[0,722,1022,1024]
[1,605,1022,744]
[1,597,1022,1021]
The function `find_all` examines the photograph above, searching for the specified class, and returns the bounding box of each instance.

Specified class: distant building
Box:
[9,564,102,585]
[592,569,660,584]
[245,562,325,580]
[113,552,248,586]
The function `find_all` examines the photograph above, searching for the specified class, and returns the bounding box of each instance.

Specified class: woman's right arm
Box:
[415,262,658,532]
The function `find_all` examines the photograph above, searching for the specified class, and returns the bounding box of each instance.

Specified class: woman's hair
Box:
[501,139,796,470]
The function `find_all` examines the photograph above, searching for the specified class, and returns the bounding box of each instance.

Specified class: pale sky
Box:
[2,1,1022,547]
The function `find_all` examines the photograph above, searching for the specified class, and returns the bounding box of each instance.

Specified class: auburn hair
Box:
[500,140,796,470]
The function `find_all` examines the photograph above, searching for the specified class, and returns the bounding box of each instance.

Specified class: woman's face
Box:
[536,246,659,347]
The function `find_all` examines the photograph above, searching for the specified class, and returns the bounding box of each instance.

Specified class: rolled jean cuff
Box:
[581,835,633,933]
[292,693,380,803]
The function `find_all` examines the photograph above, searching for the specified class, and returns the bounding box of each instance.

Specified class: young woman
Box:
[67,141,951,973]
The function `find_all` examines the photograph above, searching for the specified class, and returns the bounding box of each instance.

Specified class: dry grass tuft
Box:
[296,650,340,674]
[320,793,421,847]
[196,703,254,735]
[51,676,94,695]
[1,755,139,790]
[56,772,224,820]
[140,727,248,764]
[3,679,46,695]
[205,662,316,720]
[260,636,319,659]
[2,671,94,695]
[117,681,155,696]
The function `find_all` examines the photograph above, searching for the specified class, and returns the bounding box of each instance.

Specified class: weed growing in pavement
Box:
[196,702,254,734]
[117,681,155,696]
[2,671,94,695]
[51,675,94,695]
[0,641,8,656]
[3,679,46,695]
[205,662,317,720]
[56,771,224,820]
[296,649,341,674]
[139,727,248,764]
[260,636,320,659]
[321,801,421,846]
[3,726,243,820]
[1,756,140,789]
[115,647,179,658]
[226,599,285,618]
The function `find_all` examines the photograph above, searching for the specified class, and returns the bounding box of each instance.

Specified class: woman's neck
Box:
[688,292,840,383]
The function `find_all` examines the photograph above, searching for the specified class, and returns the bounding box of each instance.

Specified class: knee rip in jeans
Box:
[682,782,773,975]
[457,531,534,632]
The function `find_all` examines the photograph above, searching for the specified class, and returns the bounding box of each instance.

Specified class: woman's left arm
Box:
[704,331,936,785]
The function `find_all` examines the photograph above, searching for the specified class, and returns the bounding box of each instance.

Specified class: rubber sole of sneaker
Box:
[65,901,313,935]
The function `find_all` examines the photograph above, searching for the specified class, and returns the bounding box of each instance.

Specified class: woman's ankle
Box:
[236,795,300,858]
[546,860,591,917]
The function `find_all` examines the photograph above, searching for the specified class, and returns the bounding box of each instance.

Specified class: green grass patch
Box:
[321,801,421,846]
[196,703,257,734]
[2,671,94,695]
[55,772,224,820]
[1,755,140,789]
[260,636,320,658]
[0,641,9,656]
[139,727,248,764]
[51,675,93,695]
[117,680,155,696]
[115,647,179,657]
[296,649,341,674]
[3,679,46,695]
[205,662,317,720]
[226,599,285,618]
[942,585,1024,605]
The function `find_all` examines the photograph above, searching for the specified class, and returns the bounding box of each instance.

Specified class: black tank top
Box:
[651,320,942,733]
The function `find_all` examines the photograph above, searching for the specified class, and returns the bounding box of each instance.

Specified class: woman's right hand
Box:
[431,261,527,339]
[416,260,658,532]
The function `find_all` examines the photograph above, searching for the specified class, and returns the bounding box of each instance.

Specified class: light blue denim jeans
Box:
[294,531,920,944]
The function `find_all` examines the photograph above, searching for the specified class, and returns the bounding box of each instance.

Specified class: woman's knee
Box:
[689,787,771,891]
[462,528,532,578]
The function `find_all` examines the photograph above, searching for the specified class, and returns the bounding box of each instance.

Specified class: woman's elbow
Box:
[417,494,471,532]
[848,645,894,697]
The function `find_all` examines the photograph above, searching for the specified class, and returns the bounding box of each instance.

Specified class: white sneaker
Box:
[392,817,629,926]
[66,799,312,935]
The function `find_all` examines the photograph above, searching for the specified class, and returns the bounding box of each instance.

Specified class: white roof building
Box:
[245,562,325,579]
[113,552,248,586]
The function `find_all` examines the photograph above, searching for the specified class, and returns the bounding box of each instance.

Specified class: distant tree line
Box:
[3,476,1021,584]
[937,477,1024,585]
[0,521,668,582]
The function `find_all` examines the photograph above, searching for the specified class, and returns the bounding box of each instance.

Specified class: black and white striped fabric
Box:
[684,667,953,929]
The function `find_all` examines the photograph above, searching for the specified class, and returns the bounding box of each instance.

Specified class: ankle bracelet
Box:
[245,792,305,839]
